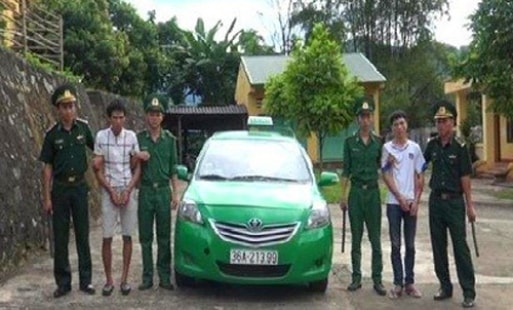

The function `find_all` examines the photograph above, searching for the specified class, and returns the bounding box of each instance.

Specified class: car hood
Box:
[184,181,319,223]
[184,180,318,208]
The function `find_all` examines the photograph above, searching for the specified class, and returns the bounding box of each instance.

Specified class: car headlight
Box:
[178,200,203,224]
[306,200,330,229]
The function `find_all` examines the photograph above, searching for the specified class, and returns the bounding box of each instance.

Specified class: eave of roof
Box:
[167,105,248,115]
[240,53,386,85]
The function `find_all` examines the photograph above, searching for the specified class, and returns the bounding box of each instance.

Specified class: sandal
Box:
[405,284,422,298]
[102,284,114,296]
[388,285,403,299]
[120,282,131,296]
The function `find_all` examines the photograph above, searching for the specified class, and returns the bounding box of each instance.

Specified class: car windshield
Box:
[196,139,312,183]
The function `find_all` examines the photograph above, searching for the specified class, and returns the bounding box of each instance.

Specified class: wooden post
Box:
[177,115,183,164]
[59,16,63,71]
[21,0,27,54]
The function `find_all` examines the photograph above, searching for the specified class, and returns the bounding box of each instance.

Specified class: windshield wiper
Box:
[198,174,229,180]
[231,175,299,182]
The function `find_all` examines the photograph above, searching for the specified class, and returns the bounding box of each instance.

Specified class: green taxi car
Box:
[174,118,338,292]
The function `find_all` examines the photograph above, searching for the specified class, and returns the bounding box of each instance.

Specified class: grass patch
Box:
[493,188,513,200]
[318,178,388,204]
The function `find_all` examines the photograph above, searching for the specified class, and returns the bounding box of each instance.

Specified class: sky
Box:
[124,0,480,48]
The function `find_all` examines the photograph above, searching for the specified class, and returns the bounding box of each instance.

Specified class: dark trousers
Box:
[138,186,172,284]
[51,183,92,289]
[387,203,417,286]
[429,193,476,299]
[348,186,382,284]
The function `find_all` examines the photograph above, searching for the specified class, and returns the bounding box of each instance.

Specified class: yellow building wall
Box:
[481,95,497,166]
[234,66,264,117]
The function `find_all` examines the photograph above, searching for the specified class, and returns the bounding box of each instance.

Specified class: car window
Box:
[196,139,311,182]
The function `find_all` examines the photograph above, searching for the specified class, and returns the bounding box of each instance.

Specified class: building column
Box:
[455,91,468,135]
[481,95,496,166]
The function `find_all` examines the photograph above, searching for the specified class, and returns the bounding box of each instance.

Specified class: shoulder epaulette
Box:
[427,134,438,143]
[454,136,466,147]
[76,117,89,124]
[163,129,175,138]
[45,122,58,133]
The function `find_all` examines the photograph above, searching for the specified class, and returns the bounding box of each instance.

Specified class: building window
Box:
[507,120,513,143]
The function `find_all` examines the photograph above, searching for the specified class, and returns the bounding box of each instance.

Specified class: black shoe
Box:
[347,281,362,291]
[159,282,175,290]
[373,283,386,296]
[138,282,153,291]
[102,284,114,296]
[53,287,71,298]
[462,297,475,308]
[79,284,96,295]
[433,289,453,300]
[120,283,131,296]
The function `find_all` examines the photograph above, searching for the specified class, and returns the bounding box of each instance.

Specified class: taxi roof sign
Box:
[247,116,273,126]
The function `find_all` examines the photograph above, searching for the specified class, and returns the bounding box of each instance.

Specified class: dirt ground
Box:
[1,177,512,309]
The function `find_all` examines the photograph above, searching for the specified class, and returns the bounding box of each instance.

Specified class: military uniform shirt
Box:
[342,132,382,183]
[39,119,94,178]
[424,135,472,193]
[137,129,178,184]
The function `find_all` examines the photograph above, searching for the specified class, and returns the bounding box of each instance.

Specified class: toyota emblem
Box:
[246,218,263,232]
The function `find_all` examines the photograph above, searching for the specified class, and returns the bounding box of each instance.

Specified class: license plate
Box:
[229,249,278,265]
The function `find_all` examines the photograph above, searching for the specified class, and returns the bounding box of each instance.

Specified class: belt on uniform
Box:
[432,190,462,200]
[141,181,169,189]
[351,180,378,190]
[54,174,85,186]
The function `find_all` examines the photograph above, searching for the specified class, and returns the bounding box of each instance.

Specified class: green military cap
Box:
[51,84,77,106]
[143,93,170,113]
[145,97,164,113]
[433,100,457,120]
[354,96,375,116]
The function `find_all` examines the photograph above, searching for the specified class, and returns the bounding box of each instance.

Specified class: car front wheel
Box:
[309,278,328,293]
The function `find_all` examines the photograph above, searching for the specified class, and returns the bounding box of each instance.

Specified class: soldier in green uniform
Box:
[423,100,477,308]
[134,96,179,291]
[39,84,96,298]
[339,99,386,296]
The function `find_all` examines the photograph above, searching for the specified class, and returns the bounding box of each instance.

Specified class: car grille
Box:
[217,261,291,278]
[210,220,300,247]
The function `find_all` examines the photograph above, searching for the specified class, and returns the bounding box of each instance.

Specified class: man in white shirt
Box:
[93,99,140,296]
[381,110,425,299]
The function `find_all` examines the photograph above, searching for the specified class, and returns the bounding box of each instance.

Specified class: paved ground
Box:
[1,177,512,309]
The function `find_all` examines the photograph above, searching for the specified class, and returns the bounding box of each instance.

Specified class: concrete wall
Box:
[0,47,144,278]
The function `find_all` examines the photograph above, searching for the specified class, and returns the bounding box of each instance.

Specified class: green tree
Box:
[175,18,241,105]
[264,24,362,169]
[290,0,345,44]
[41,0,130,92]
[237,29,275,55]
[380,40,457,129]
[454,0,513,120]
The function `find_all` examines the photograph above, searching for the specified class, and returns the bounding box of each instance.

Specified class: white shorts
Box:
[101,187,137,238]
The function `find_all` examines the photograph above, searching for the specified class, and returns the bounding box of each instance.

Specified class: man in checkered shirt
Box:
[93,99,141,296]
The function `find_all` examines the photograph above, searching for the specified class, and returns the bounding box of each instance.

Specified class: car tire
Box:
[309,278,328,293]
[174,269,196,287]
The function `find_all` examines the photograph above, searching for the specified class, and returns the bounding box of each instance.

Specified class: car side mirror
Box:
[176,165,190,182]
[317,171,339,187]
